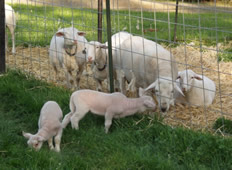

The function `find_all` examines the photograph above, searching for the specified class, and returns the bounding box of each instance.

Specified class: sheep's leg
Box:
[8,26,15,54]
[54,127,63,152]
[63,68,74,89]
[48,138,54,150]
[104,112,114,134]
[5,30,8,52]
[76,65,84,90]
[96,79,103,92]
[70,110,88,130]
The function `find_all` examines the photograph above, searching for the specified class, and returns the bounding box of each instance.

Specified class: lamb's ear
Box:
[77,31,86,36]
[37,136,45,142]
[194,74,203,80]
[22,131,33,139]
[139,87,146,97]
[145,80,158,91]
[100,44,108,49]
[176,75,181,80]
[56,32,65,37]
[174,83,185,96]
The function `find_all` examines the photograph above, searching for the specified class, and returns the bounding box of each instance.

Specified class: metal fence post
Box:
[0,0,6,73]
[98,0,103,43]
[106,0,114,92]
[173,0,179,43]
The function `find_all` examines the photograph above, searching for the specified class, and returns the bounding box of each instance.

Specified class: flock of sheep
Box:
[5,4,216,152]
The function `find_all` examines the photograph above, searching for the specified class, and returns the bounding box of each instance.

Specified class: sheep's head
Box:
[22,131,45,151]
[145,77,184,113]
[176,69,203,92]
[139,88,156,110]
[56,27,86,46]
[86,41,108,62]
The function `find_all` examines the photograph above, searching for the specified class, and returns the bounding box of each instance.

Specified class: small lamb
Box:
[23,101,63,152]
[176,69,216,106]
[62,88,156,133]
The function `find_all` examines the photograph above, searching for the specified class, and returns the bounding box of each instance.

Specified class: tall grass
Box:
[0,70,232,169]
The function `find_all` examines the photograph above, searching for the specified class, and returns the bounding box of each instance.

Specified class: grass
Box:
[218,48,232,62]
[214,117,232,135]
[1,70,232,169]
[6,3,232,48]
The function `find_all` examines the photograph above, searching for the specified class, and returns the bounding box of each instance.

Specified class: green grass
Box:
[6,4,232,48]
[214,117,232,135]
[218,48,232,62]
[1,70,232,169]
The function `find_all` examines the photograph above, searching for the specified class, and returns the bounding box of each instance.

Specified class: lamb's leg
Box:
[70,110,88,130]
[104,112,114,134]
[5,30,8,52]
[63,66,74,89]
[76,65,84,90]
[8,26,15,54]
[48,138,54,150]
[54,127,63,152]
[96,79,103,91]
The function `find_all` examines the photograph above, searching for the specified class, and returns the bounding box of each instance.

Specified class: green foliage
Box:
[1,70,232,169]
[218,48,232,62]
[213,117,232,135]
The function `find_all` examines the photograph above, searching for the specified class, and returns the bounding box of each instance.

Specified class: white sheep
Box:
[5,4,16,53]
[22,101,63,152]
[176,69,216,106]
[115,36,183,112]
[49,27,87,89]
[62,88,156,133]
[86,32,132,92]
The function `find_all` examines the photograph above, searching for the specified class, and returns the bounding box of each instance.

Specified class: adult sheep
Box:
[5,4,16,53]
[49,27,87,90]
[115,36,183,112]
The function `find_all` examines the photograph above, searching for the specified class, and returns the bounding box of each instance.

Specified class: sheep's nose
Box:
[88,57,92,62]
[161,107,167,112]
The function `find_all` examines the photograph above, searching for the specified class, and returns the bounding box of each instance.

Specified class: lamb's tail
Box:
[62,95,76,128]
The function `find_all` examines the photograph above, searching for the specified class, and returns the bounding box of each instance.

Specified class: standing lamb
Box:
[176,69,216,106]
[22,101,63,152]
[62,88,156,133]
[115,36,183,112]
[49,27,87,89]
[5,4,16,53]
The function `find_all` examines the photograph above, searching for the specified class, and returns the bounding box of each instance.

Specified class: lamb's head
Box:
[138,88,156,110]
[86,41,108,62]
[22,131,45,151]
[145,77,184,113]
[177,69,203,92]
[56,27,86,47]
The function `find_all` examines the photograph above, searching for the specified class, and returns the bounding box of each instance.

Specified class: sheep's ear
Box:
[145,80,158,91]
[194,75,203,80]
[100,44,108,49]
[77,31,86,36]
[174,83,185,96]
[139,87,145,97]
[176,75,181,80]
[56,32,65,37]
[37,136,45,142]
[22,131,33,139]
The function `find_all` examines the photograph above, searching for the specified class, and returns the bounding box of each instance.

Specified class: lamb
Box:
[115,36,183,112]
[5,4,16,53]
[86,31,132,92]
[22,101,63,152]
[176,69,216,106]
[62,88,156,133]
[49,27,87,89]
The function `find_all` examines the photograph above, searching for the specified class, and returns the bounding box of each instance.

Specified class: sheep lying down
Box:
[23,101,63,152]
[62,88,156,133]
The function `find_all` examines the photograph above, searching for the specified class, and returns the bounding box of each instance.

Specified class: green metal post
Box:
[0,0,5,73]
[106,0,114,92]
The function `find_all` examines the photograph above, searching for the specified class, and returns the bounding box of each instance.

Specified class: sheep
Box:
[86,31,132,92]
[176,69,216,106]
[49,27,87,90]
[5,4,16,54]
[22,101,63,152]
[114,36,184,112]
[62,88,156,133]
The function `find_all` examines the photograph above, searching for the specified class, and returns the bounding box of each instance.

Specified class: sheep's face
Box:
[56,27,86,47]
[145,77,183,113]
[177,69,202,92]
[86,41,107,62]
[23,132,45,151]
[142,96,156,110]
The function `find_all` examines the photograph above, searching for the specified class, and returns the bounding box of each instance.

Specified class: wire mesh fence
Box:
[3,0,232,132]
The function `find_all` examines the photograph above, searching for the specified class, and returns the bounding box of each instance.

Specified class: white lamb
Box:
[62,88,156,133]
[5,4,16,53]
[115,36,183,112]
[49,27,87,89]
[176,69,216,106]
[23,101,63,152]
